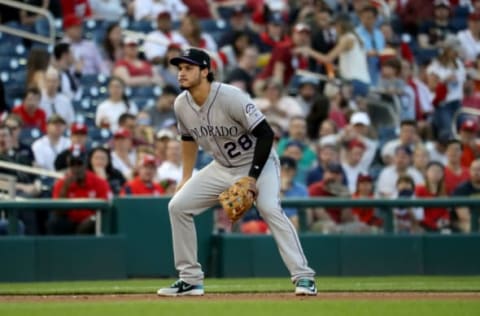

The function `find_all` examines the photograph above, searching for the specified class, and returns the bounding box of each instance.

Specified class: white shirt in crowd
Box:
[341,161,368,194]
[134,0,188,22]
[31,136,71,171]
[143,30,188,61]
[426,59,466,103]
[156,161,182,184]
[457,29,480,62]
[40,92,75,126]
[89,0,125,21]
[111,151,136,180]
[339,33,371,84]
[375,165,425,197]
[95,99,138,132]
[63,37,109,75]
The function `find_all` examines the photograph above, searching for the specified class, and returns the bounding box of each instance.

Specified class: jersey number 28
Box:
[224,135,253,158]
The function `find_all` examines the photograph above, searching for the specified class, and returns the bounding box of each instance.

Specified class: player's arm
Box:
[180,136,199,181]
[248,119,274,179]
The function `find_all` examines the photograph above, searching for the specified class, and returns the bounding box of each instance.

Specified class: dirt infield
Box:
[1,292,480,302]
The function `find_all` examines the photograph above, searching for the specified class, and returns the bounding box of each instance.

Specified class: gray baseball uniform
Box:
[169,82,315,284]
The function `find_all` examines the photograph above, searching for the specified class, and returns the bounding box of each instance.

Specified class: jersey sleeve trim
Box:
[248,116,266,133]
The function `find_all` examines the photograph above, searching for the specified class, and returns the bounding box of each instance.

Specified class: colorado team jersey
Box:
[174,82,265,168]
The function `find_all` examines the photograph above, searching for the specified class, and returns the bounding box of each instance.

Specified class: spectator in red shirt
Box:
[415,161,450,232]
[49,145,111,235]
[255,23,316,92]
[458,119,480,168]
[113,37,163,87]
[352,173,383,229]
[12,87,47,133]
[308,163,356,233]
[120,155,165,196]
[444,139,470,194]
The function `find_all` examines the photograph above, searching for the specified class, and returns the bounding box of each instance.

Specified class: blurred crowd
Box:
[0,0,479,236]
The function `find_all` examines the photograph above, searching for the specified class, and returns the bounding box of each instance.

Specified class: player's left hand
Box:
[219,176,257,223]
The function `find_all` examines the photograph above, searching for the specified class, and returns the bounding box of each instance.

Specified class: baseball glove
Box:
[219,176,257,222]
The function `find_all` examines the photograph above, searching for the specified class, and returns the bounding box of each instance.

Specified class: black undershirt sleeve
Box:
[181,135,195,141]
[248,119,274,179]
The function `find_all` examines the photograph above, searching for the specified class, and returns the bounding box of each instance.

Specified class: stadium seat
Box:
[89,128,113,143]
[129,20,154,33]
[19,127,43,147]
[199,19,229,44]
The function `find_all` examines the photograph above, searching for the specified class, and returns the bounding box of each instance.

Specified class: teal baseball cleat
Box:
[295,278,317,296]
[157,279,204,297]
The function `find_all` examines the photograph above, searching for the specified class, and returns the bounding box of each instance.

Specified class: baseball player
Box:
[157,48,316,296]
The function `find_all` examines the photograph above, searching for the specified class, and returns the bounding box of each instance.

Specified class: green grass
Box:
[0,276,480,295]
[1,301,479,316]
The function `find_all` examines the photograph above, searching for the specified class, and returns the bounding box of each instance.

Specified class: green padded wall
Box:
[113,197,214,277]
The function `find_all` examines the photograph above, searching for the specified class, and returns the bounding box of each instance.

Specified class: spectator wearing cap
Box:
[121,155,165,196]
[96,77,139,132]
[54,122,89,171]
[257,12,290,53]
[50,145,111,235]
[111,127,136,180]
[61,14,109,75]
[341,139,368,194]
[457,13,480,62]
[255,22,318,89]
[376,145,425,198]
[444,139,470,194]
[299,15,371,98]
[31,115,71,171]
[253,79,304,131]
[295,77,320,116]
[418,0,457,49]
[308,162,362,233]
[12,87,47,134]
[426,35,466,139]
[40,67,75,126]
[60,0,92,20]
[87,146,126,196]
[142,85,178,132]
[381,120,419,165]
[415,161,450,232]
[157,44,184,89]
[458,119,480,168]
[352,173,383,230]
[154,128,175,165]
[156,138,194,195]
[113,37,163,87]
[397,0,435,36]
[278,156,309,230]
[355,5,385,86]
[340,112,378,171]
[143,11,188,64]
[134,0,187,22]
[452,158,480,232]
[224,45,260,97]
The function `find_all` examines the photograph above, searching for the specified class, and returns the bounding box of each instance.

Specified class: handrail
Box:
[281,197,480,208]
[0,160,63,179]
[0,0,56,45]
